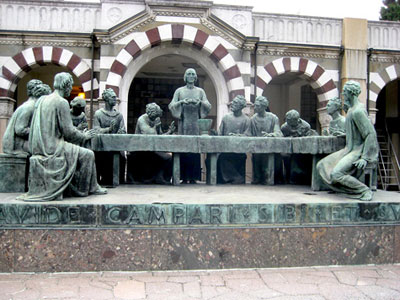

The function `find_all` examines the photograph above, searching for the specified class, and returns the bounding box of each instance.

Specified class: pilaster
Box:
[341,18,368,104]
[0,97,16,153]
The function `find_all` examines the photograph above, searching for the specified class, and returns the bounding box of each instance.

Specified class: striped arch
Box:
[255,57,338,106]
[106,24,245,100]
[0,46,99,99]
[369,64,400,109]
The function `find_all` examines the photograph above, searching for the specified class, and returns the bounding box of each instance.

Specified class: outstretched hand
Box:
[84,129,98,141]
[261,131,274,137]
[353,158,367,169]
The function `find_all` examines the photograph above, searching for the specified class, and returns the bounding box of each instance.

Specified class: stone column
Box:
[0,97,16,153]
[317,107,331,134]
[341,18,368,104]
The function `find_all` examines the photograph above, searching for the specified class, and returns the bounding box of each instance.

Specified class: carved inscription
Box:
[0,205,95,226]
[173,205,185,225]
[1,203,400,228]
[102,203,400,227]
[391,204,400,220]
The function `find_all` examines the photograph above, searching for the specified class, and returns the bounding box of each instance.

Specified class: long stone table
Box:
[91,135,346,188]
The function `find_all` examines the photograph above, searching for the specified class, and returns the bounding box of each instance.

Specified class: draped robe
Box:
[217,113,250,184]
[93,108,126,185]
[17,92,101,201]
[2,98,35,154]
[169,86,211,181]
[317,102,378,198]
[249,112,283,184]
[127,114,172,184]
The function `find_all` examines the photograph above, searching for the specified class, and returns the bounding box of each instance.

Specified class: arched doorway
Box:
[113,43,230,130]
[106,24,246,129]
[0,46,99,100]
[374,78,400,190]
[126,54,217,133]
[15,65,83,107]
[375,79,400,128]
[263,73,320,132]
[256,57,338,132]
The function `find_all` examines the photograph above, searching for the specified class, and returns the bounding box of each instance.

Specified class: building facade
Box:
[0,0,399,154]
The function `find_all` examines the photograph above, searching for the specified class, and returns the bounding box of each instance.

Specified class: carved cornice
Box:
[94,10,155,44]
[257,47,340,60]
[370,54,400,64]
[0,40,92,47]
[200,18,243,49]
[152,9,205,18]
[0,33,92,47]
[96,16,156,44]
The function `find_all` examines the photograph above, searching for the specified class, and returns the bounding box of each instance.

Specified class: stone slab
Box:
[0,225,398,272]
[0,229,14,272]
[12,229,152,272]
[90,135,345,154]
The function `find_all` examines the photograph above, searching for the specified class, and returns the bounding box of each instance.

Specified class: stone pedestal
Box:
[0,185,399,272]
[0,153,28,192]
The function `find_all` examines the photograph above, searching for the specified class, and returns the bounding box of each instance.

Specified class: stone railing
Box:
[0,1,101,32]
[368,20,400,50]
[253,13,342,46]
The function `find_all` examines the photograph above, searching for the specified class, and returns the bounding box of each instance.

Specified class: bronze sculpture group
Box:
[15,73,107,201]
[1,69,378,202]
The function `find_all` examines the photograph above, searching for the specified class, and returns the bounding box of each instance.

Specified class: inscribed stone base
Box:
[0,185,399,272]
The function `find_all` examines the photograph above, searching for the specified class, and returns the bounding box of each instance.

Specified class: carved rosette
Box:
[232,14,247,31]
[107,7,122,23]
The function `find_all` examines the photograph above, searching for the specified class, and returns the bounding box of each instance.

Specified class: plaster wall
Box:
[211,5,253,36]
[100,1,145,30]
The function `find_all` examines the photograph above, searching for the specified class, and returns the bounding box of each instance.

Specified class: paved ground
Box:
[1,264,400,300]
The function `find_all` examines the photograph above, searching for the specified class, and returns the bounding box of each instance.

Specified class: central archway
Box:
[115,44,230,128]
[105,24,245,127]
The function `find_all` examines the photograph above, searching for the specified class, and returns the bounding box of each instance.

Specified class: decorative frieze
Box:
[257,49,340,60]
[1,202,399,227]
[370,53,400,64]
[0,2,101,33]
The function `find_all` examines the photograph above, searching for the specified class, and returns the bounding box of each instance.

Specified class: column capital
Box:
[0,97,16,119]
